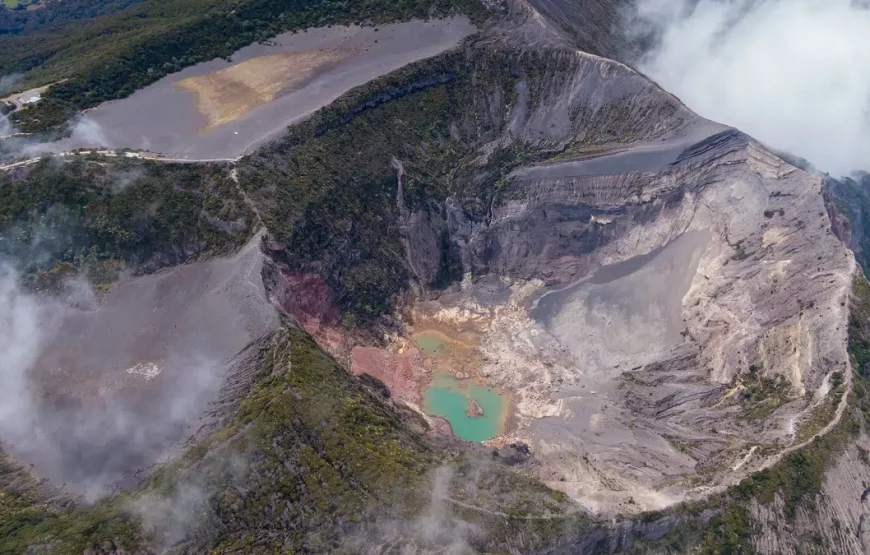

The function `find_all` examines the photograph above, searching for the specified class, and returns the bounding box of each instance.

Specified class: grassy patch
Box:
[794,380,845,444]
[850,274,870,375]
[739,365,793,422]
[0,451,146,555]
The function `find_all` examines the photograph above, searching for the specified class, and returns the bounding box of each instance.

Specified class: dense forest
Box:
[0,0,143,36]
[0,157,253,290]
[1,0,486,132]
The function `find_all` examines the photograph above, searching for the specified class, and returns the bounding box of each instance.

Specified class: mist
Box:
[0,263,226,500]
[628,0,870,176]
[1,115,112,164]
[18,116,111,157]
[349,465,480,553]
[0,267,46,447]
[0,115,13,137]
[0,73,22,97]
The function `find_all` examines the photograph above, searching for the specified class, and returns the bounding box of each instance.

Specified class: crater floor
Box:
[9,236,278,497]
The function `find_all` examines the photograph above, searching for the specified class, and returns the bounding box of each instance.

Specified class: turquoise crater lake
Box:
[424,373,506,442]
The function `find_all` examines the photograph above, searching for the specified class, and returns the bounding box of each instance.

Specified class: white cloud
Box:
[0,263,224,500]
[0,114,14,137]
[0,267,43,442]
[631,0,870,176]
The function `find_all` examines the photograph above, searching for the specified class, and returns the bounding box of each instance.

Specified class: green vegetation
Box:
[238,48,550,322]
[241,56,463,320]
[1,0,486,132]
[793,377,844,444]
[850,272,870,375]
[0,155,253,289]
[0,0,144,36]
[738,365,793,422]
[141,327,436,551]
[0,450,145,554]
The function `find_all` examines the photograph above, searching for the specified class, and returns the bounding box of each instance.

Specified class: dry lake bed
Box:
[60,17,475,160]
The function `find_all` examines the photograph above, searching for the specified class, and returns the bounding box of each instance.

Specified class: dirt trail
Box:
[0,149,236,172]
[446,497,568,521]
[230,167,264,228]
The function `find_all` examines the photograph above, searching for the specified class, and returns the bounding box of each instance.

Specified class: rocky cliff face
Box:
[242,11,855,519]
[428,127,854,515]
[826,173,870,271]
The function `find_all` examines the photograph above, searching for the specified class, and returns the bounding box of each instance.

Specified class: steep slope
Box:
[0,324,591,554]
[632,277,870,554]
[0,157,254,277]
[519,0,631,58]
[0,156,280,499]
[826,172,870,272]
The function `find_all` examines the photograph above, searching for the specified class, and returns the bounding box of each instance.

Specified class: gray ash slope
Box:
[0,0,867,553]
[386,60,853,513]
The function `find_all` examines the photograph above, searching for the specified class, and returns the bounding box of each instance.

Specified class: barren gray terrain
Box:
[488,127,851,513]
[389,24,855,512]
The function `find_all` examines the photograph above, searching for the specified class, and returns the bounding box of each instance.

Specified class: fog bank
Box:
[0,266,224,500]
[629,0,870,176]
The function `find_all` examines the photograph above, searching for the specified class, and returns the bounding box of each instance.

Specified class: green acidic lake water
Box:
[424,373,505,442]
[415,332,448,356]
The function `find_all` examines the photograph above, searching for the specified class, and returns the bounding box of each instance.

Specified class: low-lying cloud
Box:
[0,73,22,97]
[0,115,13,137]
[0,267,45,445]
[0,263,225,500]
[350,465,480,553]
[1,115,111,164]
[628,0,870,176]
[131,452,248,552]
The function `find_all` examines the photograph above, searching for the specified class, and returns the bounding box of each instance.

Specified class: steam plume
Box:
[628,0,870,176]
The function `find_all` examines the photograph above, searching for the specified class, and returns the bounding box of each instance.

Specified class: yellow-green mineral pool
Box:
[414,331,449,356]
[424,372,506,442]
